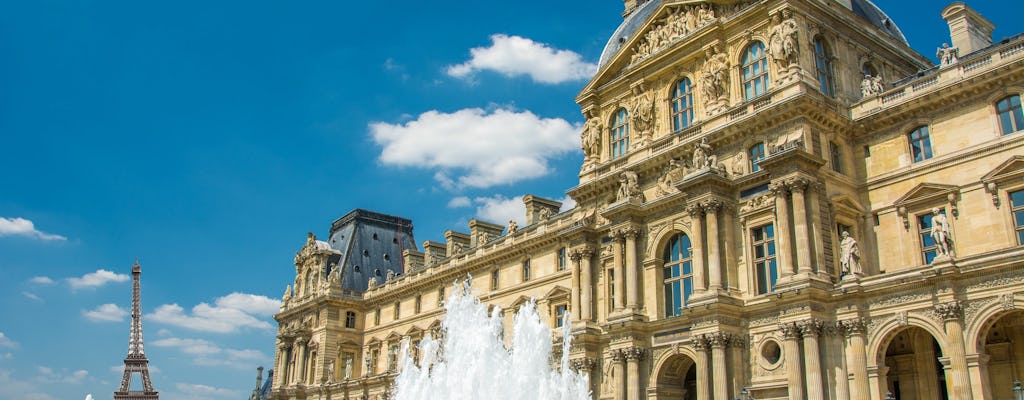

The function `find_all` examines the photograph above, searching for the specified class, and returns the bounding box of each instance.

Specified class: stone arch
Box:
[965,294,1024,354]
[869,315,952,400]
[868,313,948,366]
[645,221,692,260]
[649,347,701,399]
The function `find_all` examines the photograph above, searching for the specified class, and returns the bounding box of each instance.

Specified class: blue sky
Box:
[0,1,1020,399]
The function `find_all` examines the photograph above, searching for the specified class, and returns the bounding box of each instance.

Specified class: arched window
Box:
[663,233,693,317]
[610,108,630,158]
[742,42,770,101]
[748,142,766,172]
[908,126,933,162]
[997,95,1023,135]
[814,36,835,97]
[862,62,878,78]
[671,78,694,132]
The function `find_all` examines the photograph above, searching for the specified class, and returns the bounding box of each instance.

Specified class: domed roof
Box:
[596,0,907,69]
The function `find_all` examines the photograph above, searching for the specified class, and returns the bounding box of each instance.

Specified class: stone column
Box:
[704,201,723,291]
[570,250,582,321]
[687,204,707,292]
[711,333,730,400]
[613,350,627,400]
[800,320,825,400]
[625,347,646,400]
[295,339,308,383]
[570,358,598,399]
[694,335,712,400]
[829,324,851,400]
[789,179,813,274]
[842,319,870,400]
[913,330,938,400]
[937,301,972,400]
[612,231,625,311]
[807,183,825,274]
[770,182,795,276]
[276,344,291,386]
[966,353,992,400]
[781,323,805,400]
[580,247,595,321]
[729,334,746,398]
[624,227,640,310]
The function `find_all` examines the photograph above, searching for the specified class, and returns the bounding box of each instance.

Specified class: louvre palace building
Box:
[266,0,1024,399]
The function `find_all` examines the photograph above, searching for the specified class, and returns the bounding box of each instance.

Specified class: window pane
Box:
[1018,230,1024,245]
[756,262,767,294]
[1014,210,1024,227]
[683,278,693,303]
[768,259,778,288]
[765,224,774,238]
[1011,190,1024,207]
[924,249,937,264]
[682,261,692,275]
[767,242,776,256]
[755,245,765,258]
[672,281,682,311]
[919,214,933,229]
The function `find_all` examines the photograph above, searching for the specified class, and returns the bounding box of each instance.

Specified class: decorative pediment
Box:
[542,285,570,301]
[384,331,402,342]
[830,194,866,221]
[508,295,533,311]
[981,156,1024,207]
[404,326,424,337]
[893,183,960,229]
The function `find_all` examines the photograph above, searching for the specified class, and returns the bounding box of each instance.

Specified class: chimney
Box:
[255,366,264,390]
[941,2,994,56]
[523,195,563,225]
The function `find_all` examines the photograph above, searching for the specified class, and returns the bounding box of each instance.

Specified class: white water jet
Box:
[394,277,590,400]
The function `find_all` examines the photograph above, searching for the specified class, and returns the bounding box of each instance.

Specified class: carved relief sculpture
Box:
[861,74,885,97]
[616,170,644,203]
[700,45,730,113]
[656,158,685,198]
[931,207,954,259]
[840,231,863,277]
[691,137,718,172]
[768,10,800,76]
[581,110,603,169]
[630,85,656,147]
[937,43,959,66]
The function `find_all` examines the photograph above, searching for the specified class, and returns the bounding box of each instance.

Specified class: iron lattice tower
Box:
[114,260,158,400]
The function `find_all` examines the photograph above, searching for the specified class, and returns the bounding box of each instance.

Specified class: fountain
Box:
[393,278,590,400]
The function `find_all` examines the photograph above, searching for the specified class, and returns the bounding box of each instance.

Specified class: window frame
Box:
[908,125,933,163]
[1010,189,1024,245]
[830,140,843,174]
[751,223,778,295]
[671,78,695,132]
[813,36,835,97]
[917,209,947,264]
[742,42,770,101]
[522,259,531,282]
[610,108,630,159]
[997,95,1024,135]
[662,232,694,317]
[491,269,500,291]
[345,311,357,329]
[554,304,568,328]
[557,247,567,271]
[749,142,766,173]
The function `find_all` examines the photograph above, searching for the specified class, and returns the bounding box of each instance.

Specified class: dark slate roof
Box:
[326,209,416,291]
[597,0,907,69]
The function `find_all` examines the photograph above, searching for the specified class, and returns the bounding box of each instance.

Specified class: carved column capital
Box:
[610,349,627,362]
[686,203,705,217]
[569,250,584,262]
[935,301,963,321]
[570,357,598,372]
[579,246,595,258]
[621,226,641,239]
[692,334,712,351]
[709,332,730,348]
[786,178,809,193]
[779,322,802,340]
[701,199,722,214]
[798,319,823,337]
[611,230,626,242]
[624,346,647,361]
[769,181,789,196]
[840,318,867,337]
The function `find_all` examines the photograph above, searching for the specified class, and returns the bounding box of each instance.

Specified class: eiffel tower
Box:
[114,260,159,400]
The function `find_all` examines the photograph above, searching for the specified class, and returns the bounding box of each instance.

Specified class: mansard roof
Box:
[326,209,417,292]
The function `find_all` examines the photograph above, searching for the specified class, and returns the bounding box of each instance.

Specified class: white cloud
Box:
[370,107,580,189]
[558,195,577,211]
[147,293,280,333]
[0,369,56,400]
[29,276,54,285]
[474,195,526,226]
[35,367,88,384]
[446,34,597,84]
[447,196,472,208]
[21,292,42,302]
[153,338,265,369]
[82,304,128,322]
[0,217,66,241]
[67,269,129,290]
[0,332,16,348]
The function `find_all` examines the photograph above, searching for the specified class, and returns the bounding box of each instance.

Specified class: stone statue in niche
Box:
[616,170,644,203]
[344,355,353,379]
[768,10,800,72]
[656,158,685,198]
[861,74,885,97]
[700,45,730,110]
[581,110,602,168]
[937,43,959,66]
[931,208,954,259]
[326,359,336,384]
[630,86,656,147]
[839,231,863,277]
[691,137,718,171]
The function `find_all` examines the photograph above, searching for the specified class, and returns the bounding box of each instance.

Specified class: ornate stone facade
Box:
[268,1,1024,400]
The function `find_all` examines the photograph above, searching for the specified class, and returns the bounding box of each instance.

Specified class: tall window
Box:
[918,210,945,264]
[997,95,1023,135]
[742,42,770,100]
[522,259,531,282]
[1011,190,1024,245]
[663,233,693,317]
[814,36,835,97]
[393,301,400,320]
[369,348,379,374]
[862,62,878,78]
[607,268,615,310]
[671,78,695,131]
[557,247,567,271]
[491,269,500,290]
[554,304,568,328]
[437,286,446,307]
[610,108,630,159]
[414,295,421,314]
[749,142,766,172]
[752,224,778,295]
[374,308,381,325]
[830,141,843,174]
[908,126,933,162]
[345,311,357,328]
